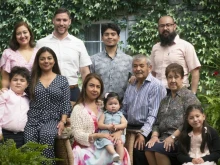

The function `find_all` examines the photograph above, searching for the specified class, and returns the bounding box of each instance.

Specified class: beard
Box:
[159,31,177,47]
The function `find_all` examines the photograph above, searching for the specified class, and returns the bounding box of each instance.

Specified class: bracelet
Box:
[60,120,66,125]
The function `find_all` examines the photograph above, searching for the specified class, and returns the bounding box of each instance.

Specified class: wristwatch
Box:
[171,134,176,140]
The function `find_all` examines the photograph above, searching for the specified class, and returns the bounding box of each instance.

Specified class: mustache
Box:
[135,71,143,74]
[162,30,169,34]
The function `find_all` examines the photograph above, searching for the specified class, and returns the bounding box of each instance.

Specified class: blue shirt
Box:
[90,49,132,99]
[121,73,166,137]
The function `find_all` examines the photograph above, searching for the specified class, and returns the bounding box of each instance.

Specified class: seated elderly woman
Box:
[145,63,200,165]
[70,73,130,165]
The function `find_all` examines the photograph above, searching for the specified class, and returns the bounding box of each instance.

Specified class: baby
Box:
[95,92,127,165]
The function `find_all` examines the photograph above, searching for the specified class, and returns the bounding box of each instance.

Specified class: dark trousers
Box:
[127,124,150,165]
[133,134,151,165]
[1,129,24,148]
[70,87,80,102]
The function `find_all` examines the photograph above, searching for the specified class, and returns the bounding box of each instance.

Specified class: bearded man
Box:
[150,15,201,94]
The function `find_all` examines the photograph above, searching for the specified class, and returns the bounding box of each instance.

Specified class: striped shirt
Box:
[122,73,166,137]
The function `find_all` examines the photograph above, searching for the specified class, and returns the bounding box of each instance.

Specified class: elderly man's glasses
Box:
[158,23,174,28]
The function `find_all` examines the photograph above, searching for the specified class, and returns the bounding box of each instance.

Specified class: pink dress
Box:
[72,105,130,165]
[0,48,38,72]
[182,132,216,165]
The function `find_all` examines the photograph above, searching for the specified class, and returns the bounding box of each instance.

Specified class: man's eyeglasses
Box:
[158,23,174,28]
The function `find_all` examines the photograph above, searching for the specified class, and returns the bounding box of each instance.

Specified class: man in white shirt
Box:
[37,8,91,106]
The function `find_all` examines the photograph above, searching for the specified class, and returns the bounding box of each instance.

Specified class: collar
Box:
[9,88,27,97]
[173,34,180,44]
[132,73,153,86]
[167,86,188,97]
[188,131,193,137]
[50,32,71,40]
[104,110,120,115]
[188,131,203,137]
[176,86,188,97]
[104,47,120,58]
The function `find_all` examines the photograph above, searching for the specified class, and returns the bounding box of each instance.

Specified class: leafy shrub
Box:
[198,73,220,134]
[0,139,54,165]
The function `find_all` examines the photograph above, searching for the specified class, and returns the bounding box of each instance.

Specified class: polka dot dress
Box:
[24,75,71,163]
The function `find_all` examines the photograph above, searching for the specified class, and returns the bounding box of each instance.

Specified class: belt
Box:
[69,84,78,89]
[2,129,23,134]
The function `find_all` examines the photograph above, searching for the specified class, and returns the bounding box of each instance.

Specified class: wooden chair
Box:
[124,129,142,165]
[55,127,74,165]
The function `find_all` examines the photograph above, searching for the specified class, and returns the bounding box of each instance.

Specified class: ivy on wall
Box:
[126,1,220,94]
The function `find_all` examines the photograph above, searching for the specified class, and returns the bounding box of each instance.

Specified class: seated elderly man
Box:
[122,54,166,165]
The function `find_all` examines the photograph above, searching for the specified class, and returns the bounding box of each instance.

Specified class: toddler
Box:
[95,92,127,165]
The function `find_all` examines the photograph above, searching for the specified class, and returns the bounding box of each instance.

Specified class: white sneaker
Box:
[112,153,120,162]
[112,162,120,165]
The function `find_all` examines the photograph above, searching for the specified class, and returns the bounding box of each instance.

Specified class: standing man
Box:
[122,54,166,165]
[90,23,132,100]
[150,15,201,94]
[37,8,91,106]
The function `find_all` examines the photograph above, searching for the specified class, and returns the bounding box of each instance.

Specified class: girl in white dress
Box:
[178,104,220,165]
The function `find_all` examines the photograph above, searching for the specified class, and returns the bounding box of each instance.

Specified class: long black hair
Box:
[178,104,211,155]
[29,47,61,99]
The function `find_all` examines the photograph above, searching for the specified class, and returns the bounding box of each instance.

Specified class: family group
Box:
[0,6,219,165]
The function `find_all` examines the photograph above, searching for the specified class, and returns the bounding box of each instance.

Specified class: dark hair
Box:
[75,73,104,106]
[101,23,120,36]
[54,8,71,18]
[178,104,210,155]
[9,66,30,82]
[29,47,61,99]
[103,92,121,110]
[158,15,176,24]
[9,21,35,51]
[165,63,184,78]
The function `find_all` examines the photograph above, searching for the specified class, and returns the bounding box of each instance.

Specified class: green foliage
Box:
[126,1,220,97]
[198,73,220,134]
[0,0,138,51]
[0,139,54,165]
[199,94,220,134]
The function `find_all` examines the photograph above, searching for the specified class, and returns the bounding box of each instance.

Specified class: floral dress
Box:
[71,104,130,165]
[0,48,38,72]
